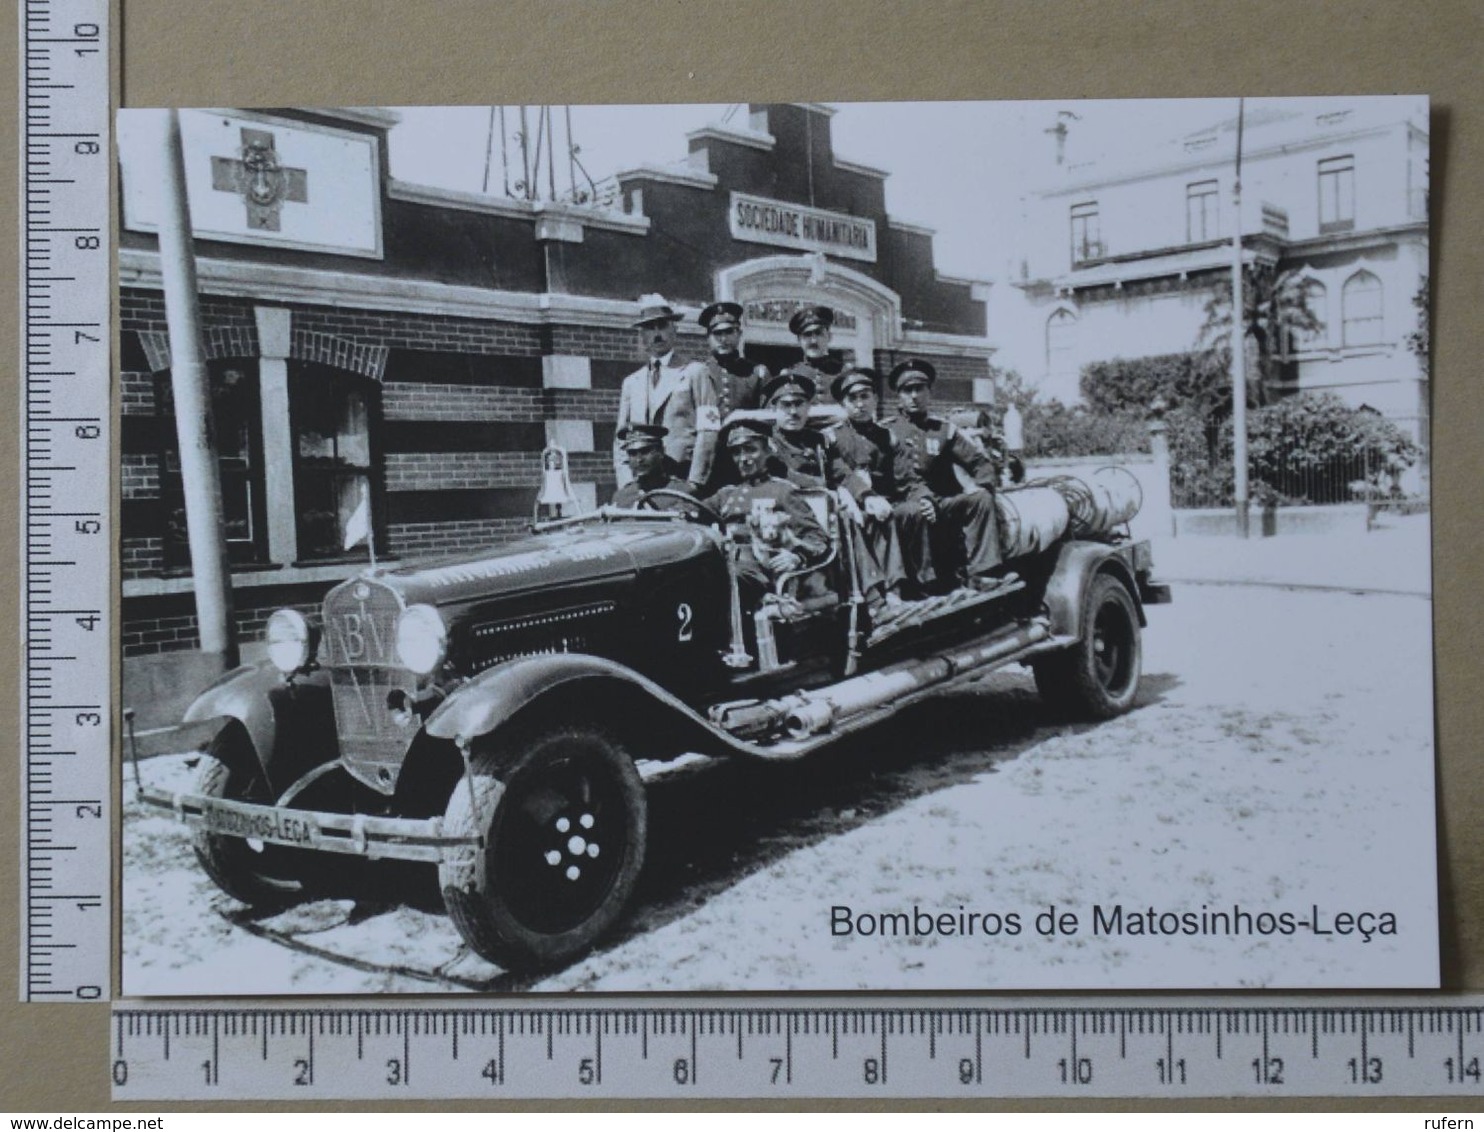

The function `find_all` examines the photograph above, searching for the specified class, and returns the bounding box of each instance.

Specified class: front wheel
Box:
[1033,573,1142,719]
[191,724,306,907]
[440,724,646,972]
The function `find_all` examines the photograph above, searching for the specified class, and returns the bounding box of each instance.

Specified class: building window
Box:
[154,360,266,570]
[1070,202,1102,264]
[1341,270,1384,347]
[1046,309,1077,379]
[1186,180,1220,242]
[1289,279,1328,352]
[289,362,378,561]
[1318,155,1356,233]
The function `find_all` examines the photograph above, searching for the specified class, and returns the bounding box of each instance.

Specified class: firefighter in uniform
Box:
[765,367,905,615]
[884,358,1004,592]
[788,304,845,383]
[696,301,769,492]
[706,417,830,606]
[611,424,696,510]
[828,366,916,605]
[697,301,768,419]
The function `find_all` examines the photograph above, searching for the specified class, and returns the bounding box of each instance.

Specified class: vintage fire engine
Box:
[137,449,1170,972]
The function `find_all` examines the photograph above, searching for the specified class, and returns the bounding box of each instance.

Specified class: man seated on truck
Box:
[767,367,907,619]
[611,424,696,511]
[884,358,1005,593]
[706,417,830,606]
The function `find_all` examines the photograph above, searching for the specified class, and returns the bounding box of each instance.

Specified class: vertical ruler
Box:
[19,0,113,1000]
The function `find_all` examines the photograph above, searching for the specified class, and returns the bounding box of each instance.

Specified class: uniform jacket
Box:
[613,352,719,486]
[612,475,694,509]
[707,475,830,567]
[703,352,767,420]
[792,354,845,384]
[831,417,929,505]
[885,413,998,499]
[772,426,872,502]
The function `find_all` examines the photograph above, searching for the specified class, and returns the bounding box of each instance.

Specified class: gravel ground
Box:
[121,583,1437,995]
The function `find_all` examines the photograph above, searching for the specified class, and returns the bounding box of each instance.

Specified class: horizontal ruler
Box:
[19,0,114,1001]
[112,997,1484,1100]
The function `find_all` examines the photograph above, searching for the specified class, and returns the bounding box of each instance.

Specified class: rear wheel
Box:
[440,724,646,972]
[191,724,306,907]
[1033,572,1142,719]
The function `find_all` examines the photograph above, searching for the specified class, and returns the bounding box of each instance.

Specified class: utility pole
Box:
[1230,97,1250,538]
[152,109,238,669]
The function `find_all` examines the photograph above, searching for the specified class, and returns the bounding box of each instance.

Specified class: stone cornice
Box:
[833,156,889,180]
[898,328,995,359]
[687,124,776,152]
[118,248,655,330]
[887,217,936,237]
[386,179,651,235]
[326,107,403,128]
[615,163,719,190]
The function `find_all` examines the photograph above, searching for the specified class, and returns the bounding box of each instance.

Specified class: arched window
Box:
[1341,270,1384,347]
[1046,309,1077,379]
[1290,279,1328,352]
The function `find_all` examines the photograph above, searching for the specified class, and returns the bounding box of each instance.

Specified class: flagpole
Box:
[154,109,239,669]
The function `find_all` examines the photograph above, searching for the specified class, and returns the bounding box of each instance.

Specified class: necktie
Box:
[649,359,661,389]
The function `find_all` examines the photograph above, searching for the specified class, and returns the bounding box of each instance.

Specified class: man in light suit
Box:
[613,294,720,490]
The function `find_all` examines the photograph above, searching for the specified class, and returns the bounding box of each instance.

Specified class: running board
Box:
[867,577,1025,648]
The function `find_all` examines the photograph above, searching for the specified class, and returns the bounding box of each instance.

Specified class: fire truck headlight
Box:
[396,604,447,676]
[265,609,314,675]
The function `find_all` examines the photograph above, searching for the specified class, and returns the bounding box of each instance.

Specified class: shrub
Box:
[1247,393,1420,503]
[1022,399,1150,458]
[1080,352,1225,419]
[1167,392,1420,507]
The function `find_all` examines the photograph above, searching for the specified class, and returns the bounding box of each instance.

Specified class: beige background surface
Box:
[1,0,1480,1111]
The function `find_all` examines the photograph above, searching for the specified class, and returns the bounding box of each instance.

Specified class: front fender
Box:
[425,653,722,756]
[182,663,332,787]
[1041,541,1145,641]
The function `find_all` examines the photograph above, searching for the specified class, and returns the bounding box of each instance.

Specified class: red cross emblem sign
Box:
[210,127,309,232]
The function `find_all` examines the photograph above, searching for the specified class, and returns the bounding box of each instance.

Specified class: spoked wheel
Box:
[1033,573,1142,719]
[191,723,306,907]
[440,724,646,972]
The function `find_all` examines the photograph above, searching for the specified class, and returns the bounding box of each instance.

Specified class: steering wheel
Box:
[636,488,723,526]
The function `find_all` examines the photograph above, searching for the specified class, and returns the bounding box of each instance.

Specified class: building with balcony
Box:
[998,98,1429,450]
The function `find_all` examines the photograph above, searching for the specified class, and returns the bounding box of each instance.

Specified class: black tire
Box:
[440,724,646,973]
[1033,573,1142,719]
[191,725,306,907]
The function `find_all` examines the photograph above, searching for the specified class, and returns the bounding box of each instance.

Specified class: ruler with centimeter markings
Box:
[111,998,1484,1100]
[18,0,113,1001]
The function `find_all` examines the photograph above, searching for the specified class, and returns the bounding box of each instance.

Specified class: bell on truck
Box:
[534,444,579,522]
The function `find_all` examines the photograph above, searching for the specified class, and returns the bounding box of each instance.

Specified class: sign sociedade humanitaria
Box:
[728,190,877,263]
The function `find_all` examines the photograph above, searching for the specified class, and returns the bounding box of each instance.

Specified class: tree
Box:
[1080,352,1226,420]
[1406,275,1429,380]
[1195,264,1324,406]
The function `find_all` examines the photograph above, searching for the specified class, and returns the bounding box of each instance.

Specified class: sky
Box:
[384,98,1419,283]
[115,96,1425,286]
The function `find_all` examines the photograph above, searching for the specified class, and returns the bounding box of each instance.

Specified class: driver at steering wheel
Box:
[706,418,829,602]
[612,425,696,510]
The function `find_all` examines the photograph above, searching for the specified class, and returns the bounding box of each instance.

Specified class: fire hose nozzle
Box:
[783,701,835,740]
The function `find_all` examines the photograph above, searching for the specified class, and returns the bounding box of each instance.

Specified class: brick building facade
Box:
[118,104,996,655]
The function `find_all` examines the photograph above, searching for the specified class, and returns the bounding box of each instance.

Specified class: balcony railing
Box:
[1071,239,1106,265]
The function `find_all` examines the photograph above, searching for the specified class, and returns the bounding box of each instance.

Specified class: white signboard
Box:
[729,191,877,262]
[120,109,383,258]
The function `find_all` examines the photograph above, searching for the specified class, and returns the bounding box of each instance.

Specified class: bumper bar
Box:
[137,786,479,864]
